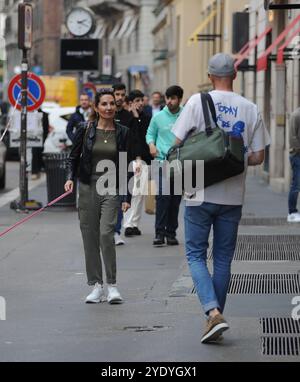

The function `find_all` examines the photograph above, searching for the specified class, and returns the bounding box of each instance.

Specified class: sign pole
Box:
[11,2,34,211]
[19,49,29,209]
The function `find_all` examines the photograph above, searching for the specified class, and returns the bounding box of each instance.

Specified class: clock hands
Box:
[77,19,90,26]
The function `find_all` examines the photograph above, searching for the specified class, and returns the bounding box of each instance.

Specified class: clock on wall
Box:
[66,7,95,37]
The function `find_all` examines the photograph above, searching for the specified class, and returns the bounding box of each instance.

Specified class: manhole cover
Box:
[191,274,300,294]
[261,336,300,356]
[260,317,300,335]
[208,235,300,261]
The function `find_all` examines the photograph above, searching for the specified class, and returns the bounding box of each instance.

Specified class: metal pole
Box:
[253,44,258,104]
[241,71,245,98]
[19,49,28,209]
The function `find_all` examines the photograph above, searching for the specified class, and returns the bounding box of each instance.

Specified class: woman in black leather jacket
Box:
[65,89,132,305]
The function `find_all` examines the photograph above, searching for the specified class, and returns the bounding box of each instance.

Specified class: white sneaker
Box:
[85,283,106,304]
[107,285,123,304]
[287,213,300,223]
[114,233,125,246]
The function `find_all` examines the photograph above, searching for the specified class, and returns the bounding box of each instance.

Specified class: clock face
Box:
[66,8,94,37]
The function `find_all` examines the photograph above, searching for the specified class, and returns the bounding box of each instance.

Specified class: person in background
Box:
[143,95,152,117]
[112,84,134,245]
[146,86,184,247]
[65,89,132,305]
[123,96,131,112]
[31,108,49,180]
[287,107,300,223]
[113,83,133,128]
[150,91,164,117]
[123,90,152,237]
[66,93,91,144]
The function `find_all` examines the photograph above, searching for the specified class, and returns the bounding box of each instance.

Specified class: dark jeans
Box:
[155,170,182,238]
[288,154,300,214]
[114,201,123,235]
[32,147,44,174]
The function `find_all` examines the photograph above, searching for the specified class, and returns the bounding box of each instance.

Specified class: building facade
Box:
[2,0,64,92]
[1,0,21,91]
[152,0,249,101]
[243,0,300,192]
[73,0,159,93]
[30,0,64,75]
[0,9,6,94]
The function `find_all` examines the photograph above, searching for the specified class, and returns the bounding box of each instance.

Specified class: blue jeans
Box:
[288,154,300,214]
[184,202,242,315]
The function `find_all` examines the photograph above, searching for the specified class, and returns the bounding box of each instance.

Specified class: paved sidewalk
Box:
[0,175,299,362]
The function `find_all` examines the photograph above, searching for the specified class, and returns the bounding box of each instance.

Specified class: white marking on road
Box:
[0,175,46,209]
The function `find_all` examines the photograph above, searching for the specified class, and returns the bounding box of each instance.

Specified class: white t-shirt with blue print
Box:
[172,90,271,206]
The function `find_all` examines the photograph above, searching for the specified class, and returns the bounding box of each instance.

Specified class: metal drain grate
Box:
[228,274,300,294]
[240,218,288,226]
[208,235,300,261]
[261,336,300,356]
[260,317,300,335]
[191,274,300,295]
[228,273,300,294]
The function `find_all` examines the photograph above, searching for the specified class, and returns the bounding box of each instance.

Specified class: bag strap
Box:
[205,93,218,126]
[200,93,213,136]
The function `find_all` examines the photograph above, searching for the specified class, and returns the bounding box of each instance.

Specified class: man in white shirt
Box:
[151,91,164,116]
[172,53,270,344]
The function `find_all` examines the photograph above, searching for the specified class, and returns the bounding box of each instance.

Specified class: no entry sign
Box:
[8,72,46,112]
[83,82,96,100]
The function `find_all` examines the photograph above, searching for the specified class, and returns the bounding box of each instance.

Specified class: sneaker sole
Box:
[85,297,106,304]
[115,242,125,246]
[153,242,165,247]
[108,299,123,305]
[201,323,229,344]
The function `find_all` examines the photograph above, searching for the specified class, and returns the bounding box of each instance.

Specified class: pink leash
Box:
[0,191,72,239]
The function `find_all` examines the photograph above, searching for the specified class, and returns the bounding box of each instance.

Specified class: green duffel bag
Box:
[167,93,245,191]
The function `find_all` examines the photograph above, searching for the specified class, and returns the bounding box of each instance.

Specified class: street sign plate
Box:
[10,111,43,148]
[8,72,46,112]
[83,82,96,100]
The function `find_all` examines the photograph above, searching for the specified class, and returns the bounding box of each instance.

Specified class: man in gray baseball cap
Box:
[172,53,270,344]
[208,53,236,77]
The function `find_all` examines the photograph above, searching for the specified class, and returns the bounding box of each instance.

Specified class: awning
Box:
[123,16,139,39]
[277,26,300,64]
[188,8,217,46]
[234,26,272,70]
[257,14,300,71]
[128,65,148,75]
[116,14,134,39]
[91,22,107,39]
[108,20,122,40]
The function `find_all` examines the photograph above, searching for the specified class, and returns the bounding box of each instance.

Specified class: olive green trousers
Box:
[78,181,120,286]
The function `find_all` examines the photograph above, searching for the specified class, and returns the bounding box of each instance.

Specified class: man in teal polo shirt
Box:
[146,85,184,246]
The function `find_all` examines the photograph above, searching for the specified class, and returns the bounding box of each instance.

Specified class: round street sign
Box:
[8,72,46,112]
[83,82,97,100]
